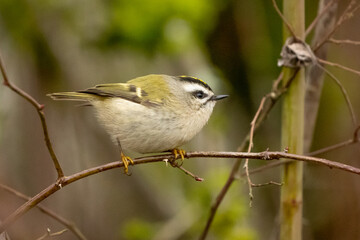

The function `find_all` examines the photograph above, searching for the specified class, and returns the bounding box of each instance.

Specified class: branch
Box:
[0,183,87,240]
[0,53,64,179]
[305,0,337,37]
[317,58,360,77]
[271,0,297,38]
[315,60,358,127]
[328,38,360,46]
[308,125,360,156]
[1,150,360,234]
[199,69,300,240]
[35,228,67,240]
[313,0,360,51]
[243,97,267,206]
[241,126,360,177]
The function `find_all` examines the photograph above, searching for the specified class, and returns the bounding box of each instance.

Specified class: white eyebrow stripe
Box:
[182,83,211,94]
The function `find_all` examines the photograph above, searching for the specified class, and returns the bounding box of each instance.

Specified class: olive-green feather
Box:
[48,75,170,107]
[127,75,170,102]
[47,92,98,101]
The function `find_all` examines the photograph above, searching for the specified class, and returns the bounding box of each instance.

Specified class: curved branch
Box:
[1,150,360,234]
[316,61,358,127]
[0,183,87,240]
[305,0,337,37]
[271,0,297,38]
[0,53,64,179]
[199,69,301,240]
[328,38,360,46]
[313,0,360,51]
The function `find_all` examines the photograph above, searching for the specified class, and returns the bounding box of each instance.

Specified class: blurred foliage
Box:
[98,0,226,54]
[0,0,60,82]
[0,0,360,240]
[121,218,156,240]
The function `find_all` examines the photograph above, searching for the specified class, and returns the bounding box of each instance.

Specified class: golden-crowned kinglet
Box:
[48,74,228,173]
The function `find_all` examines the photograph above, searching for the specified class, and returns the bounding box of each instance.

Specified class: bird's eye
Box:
[193,90,207,99]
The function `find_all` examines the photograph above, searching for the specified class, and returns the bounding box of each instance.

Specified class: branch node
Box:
[269,91,277,99]
[55,177,65,189]
[283,147,289,153]
[195,177,204,182]
[262,150,271,160]
[169,158,183,168]
[252,181,283,187]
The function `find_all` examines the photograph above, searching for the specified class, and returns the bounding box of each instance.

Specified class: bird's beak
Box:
[211,95,229,101]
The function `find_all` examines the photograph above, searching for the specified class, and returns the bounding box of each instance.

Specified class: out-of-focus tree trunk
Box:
[304,0,338,153]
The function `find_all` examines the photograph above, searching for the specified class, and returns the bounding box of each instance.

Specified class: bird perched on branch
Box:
[48,74,228,174]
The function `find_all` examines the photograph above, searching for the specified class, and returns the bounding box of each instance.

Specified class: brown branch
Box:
[315,61,358,127]
[0,183,87,240]
[317,58,360,76]
[0,53,64,179]
[308,125,360,156]
[177,165,204,182]
[305,0,337,37]
[35,229,67,240]
[251,181,283,187]
[243,127,360,176]
[313,0,360,51]
[271,0,297,38]
[244,160,291,176]
[199,69,299,240]
[243,127,360,178]
[243,97,267,206]
[1,150,360,234]
[328,38,360,46]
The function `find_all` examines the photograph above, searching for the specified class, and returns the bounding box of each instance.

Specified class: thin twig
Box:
[305,0,337,37]
[35,229,68,240]
[243,160,291,176]
[177,166,204,182]
[0,53,64,179]
[0,183,87,240]
[2,150,360,234]
[271,0,297,38]
[318,58,360,76]
[271,72,284,92]
[328,38,360,46]
[199,70,294,240]
[251,181,283,187]
[308,125,360,156]
[239,127,360,175]
[243,97,267,206]
[316,61,358,127]
[313,0,360,51]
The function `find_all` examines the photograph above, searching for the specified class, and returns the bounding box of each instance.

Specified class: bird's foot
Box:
[120,152,134,175]
[170,148,186,167]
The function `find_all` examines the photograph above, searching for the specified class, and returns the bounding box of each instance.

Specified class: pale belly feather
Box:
[91,98,212,153]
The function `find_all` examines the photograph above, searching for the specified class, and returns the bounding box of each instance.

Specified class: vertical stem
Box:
[280,0,305,240]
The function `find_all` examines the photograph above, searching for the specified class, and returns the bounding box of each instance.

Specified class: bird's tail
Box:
[47,92,96,102]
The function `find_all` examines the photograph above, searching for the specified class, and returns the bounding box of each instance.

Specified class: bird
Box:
[48,74,228,174]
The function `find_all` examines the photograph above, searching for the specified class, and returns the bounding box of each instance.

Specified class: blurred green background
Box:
[0,0,360,239]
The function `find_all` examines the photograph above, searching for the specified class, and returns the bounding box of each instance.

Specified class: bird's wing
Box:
[79,75,170,107]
